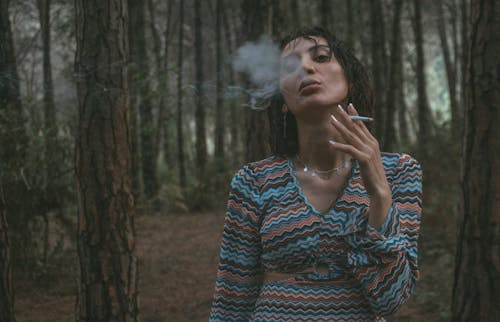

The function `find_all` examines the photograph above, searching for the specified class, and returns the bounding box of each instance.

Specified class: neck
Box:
[295,113,350,171]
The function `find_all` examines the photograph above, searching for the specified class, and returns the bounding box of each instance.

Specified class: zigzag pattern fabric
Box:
[210,153,422,321]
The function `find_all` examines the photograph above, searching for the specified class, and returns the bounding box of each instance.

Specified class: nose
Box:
[301,56,316,74]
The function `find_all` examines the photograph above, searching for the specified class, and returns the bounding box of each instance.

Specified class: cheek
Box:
[279,77,296,98]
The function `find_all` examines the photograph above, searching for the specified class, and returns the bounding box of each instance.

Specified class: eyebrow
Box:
[282,44,331,61]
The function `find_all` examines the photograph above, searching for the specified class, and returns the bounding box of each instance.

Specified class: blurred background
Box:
[0,0,483,321]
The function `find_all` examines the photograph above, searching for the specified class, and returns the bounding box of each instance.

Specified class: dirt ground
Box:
[15,211,454,322]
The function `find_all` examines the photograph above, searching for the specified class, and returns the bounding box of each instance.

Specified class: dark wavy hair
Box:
[268,27,374,157]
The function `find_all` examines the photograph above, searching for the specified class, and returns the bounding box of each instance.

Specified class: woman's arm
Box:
[209,166,263,322]
[346,154,422,316]
[328,106,422,316]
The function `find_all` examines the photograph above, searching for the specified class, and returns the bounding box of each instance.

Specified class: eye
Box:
[314,54,331,63]
[281,56,300,74]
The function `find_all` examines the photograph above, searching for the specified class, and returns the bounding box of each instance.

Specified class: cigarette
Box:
[350,116,374,122]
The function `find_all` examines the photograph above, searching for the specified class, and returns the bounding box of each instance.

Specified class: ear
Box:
[281,104,288,113]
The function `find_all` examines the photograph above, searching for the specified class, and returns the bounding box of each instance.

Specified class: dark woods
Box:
[0,0,498,321]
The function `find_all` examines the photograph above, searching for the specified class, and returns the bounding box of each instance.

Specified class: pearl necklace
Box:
[295,154,351,178]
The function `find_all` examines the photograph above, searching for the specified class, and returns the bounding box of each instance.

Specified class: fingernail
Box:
[348,103,354,110]
[330,114,338,122]
[338,104,345,112]
[329,140,336,145]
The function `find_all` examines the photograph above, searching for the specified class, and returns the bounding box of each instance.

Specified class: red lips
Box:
[299,79,320,91]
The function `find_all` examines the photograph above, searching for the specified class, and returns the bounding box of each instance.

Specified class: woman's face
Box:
[279,36,349,119]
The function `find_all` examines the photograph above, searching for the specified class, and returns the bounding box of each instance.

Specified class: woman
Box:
[210,27,422,322]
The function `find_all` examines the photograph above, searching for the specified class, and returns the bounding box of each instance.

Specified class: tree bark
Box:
[176,0,186,187]
[383,0,403,152]
[413,0,431,161]
[0,183,15,322]
[74,0,138,321]
[0,1,26,319]
[194,0,208,176]
[451,0,500,320]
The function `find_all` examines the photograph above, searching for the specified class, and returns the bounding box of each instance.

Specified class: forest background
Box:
[0,0,498,321]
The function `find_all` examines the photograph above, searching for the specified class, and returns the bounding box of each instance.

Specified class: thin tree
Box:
[214,0,225,170]
[127,0,141,199]
[0,179,14,322]
[451,0,500,320]
[383,0,403,152]
[0,0,27,318]
[242,0,270,162]
[413,0,431,161]
[176,0,186,187]
[37,0,57,184]
[222,4,241,166]
[150,0,175,171]
[74,0,138,320]
[370,0,388,141]
[436,0,459,139]
[129,0,158,199]
[194,0,207,177]
[320,0,333,32]
[345,0,354,50]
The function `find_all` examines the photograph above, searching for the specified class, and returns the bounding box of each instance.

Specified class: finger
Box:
[330,114,365,147]
[347,103,377,143]
[335,104,373,145]
[328,140,368,160]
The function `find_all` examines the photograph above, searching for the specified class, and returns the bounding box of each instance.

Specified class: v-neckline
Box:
[287,158,357,216]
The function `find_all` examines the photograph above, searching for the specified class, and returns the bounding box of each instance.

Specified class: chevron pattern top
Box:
[210,153,422,321]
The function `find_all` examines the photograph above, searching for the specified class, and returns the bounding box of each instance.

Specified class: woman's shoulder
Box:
[381,152,420,168]
[381,152,422,182]
[232,155,289,187]
[240,155,288,174]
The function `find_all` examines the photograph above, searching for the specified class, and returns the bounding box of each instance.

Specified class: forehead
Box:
[281,36,329,57]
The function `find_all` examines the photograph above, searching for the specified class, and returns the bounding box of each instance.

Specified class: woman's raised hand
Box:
[329,104,392,229]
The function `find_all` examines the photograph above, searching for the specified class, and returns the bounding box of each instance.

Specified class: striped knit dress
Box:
[210,153,422,322]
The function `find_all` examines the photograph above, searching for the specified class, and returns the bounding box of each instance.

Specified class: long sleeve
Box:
[209,166,263,322]
[346,154,422,317]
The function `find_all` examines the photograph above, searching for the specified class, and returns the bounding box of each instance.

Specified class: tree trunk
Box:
[0,2,26,319]
[370,0,388,141]
[160,0,175,170]
[451,0,500,320]
[460,0,469,121]
[194,0,207,177]
[149,0,174,175]
[176,0,186,187]
[214,0,225,169]
[74,1,138,321]
[241,0,270,162]
[413,0,431,161]
[345,0,354,50]
[129,0,157,199]
[383,0,403,152]
[127,0,141,200]
[437,0,459,139]
[0,183,15,322]
[320,0,332,32]
[222,5,241,166]
[37,0,57,187]
[290,0,300,29]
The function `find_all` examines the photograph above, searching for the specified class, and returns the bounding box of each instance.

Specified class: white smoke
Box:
[232,35,281,110]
